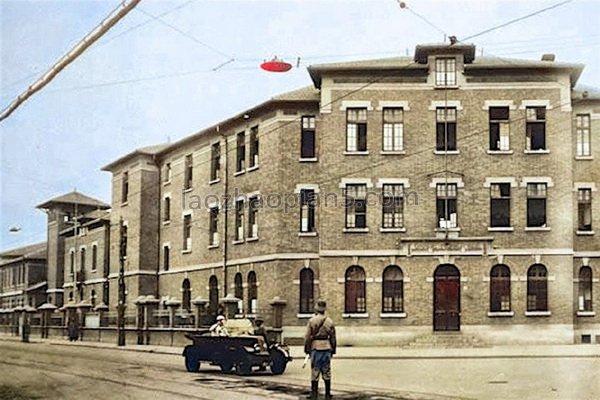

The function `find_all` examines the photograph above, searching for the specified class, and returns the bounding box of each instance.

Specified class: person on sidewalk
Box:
[209,315,229,337]
[304,300,336,400]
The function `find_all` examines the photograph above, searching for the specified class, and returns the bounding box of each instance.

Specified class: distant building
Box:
[0,242,47,309]
[9,42,600,345]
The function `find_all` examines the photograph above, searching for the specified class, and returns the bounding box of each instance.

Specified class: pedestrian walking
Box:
[304,299,336,400]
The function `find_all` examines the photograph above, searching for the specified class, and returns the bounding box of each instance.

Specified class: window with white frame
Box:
[345,184,367,228]
[576,114,591,156]
[435,58,456,86]
[301,116,316,159]
[300,189,316,233]
[527,183,547,227]
[489,107,510,151]
[436,183,457,228]
[490,183,511,227]
[526,107,546,150]
[578,188,592,231]
[527,264,548,311]
[249,126,259,168]
[490,264,511,312]
[382,184,404,228]
[235,199,244,240]
[436,107,457,151]
[382,108,403,151]
[248,196,259,238]
[183,214,192,251]
[209,207,219,246]
[346,108,367,152]
[578,266,593,312]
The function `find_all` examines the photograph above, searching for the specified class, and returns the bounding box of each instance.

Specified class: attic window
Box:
[435,58,456,87]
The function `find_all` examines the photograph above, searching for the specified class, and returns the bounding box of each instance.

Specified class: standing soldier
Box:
[304,300,336,400]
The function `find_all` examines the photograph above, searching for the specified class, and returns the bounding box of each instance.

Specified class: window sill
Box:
[209,178,221,185]
[525,311,551,317]
[487,150,513,155]
[577,311,595,317]
[297,313,314,319]
[380,312,406,318]
[524,149,550,154]
[246,236,259,242]
[163,180,171,186]
[121,202,128,207]
[575,156,593,161]
[488,227,514,232]
[232,239,244,245]
[380,150,405,155]
[298,232,318,237]
[380,227,406,233]
[576,230,594,236]
[525,227,551,231]
[299,157,318,163]
[162,220,171,226]
[342,313,369,319]
[434,85,459,90]
[183,188,193,193]
[435,227,460,232]
[488,311,514,317]
[234,170,245,177]
[433,150,459,155]
[343,151,369,156]
[181,249,192,254]
[343,228,369,233]
[207,244,219,250]
[247,165,259,172]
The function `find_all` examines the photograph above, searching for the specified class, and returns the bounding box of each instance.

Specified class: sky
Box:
[1,0,599,251]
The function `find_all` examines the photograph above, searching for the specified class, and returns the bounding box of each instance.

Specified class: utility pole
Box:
[117,217,127,346]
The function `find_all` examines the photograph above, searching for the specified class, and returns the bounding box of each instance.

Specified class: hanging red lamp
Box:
[260,57,292,73]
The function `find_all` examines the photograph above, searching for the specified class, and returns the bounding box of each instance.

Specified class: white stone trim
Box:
[339,100,373,111]
[483,177,518,188]
[489,248,572,256]
[342,313,369,318]
[294,184,321,194]
[376,101,410,111]
[482,100,516,110]
[380,312,407,318]
[46,288,64,294]
[376,178,411,188]
[339,178,373,188]
[573,183,598,192]
[207,202,220,210]
[163,192,172,199]
[525,311,551,317]
[297,313,313,319]
[246,191,261,199]
[429,177,464,188]
[108,270,157,278]
[519,100,553,110]
[162,242,171,248]
[577,311,596,317]
[520,177,554,187]
[83,278,108,285]
[428,100,463,110]
[182,210,193,217]
[488,227,514,232]
[488,311,514,317]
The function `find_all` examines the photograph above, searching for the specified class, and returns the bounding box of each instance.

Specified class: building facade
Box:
[21,43,600,345]
[0,242,47,309]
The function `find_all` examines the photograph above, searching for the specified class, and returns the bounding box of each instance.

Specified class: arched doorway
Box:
[433,264,460,331]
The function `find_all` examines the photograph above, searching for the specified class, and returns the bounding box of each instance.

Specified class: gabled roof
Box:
[37,191,110,210]
[101,143,170,172]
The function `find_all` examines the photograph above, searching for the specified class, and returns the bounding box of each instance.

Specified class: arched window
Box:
[527,264,548,311]
[234,273,243,314]
[578,266,593,312]
[247,271,257,314]
[68,291,74,302]
[208,275,219,315]
[182,279,191,312]
[490,264,511,312]
[70,251,75,275]
[345,265,366,313]
[80,248,86,270]
[382,265,403,313]
[299,268,315,314]
[90,289,96,308]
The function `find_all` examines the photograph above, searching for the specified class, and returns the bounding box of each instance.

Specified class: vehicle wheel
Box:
[184,348,201,373]
[235,361,252,376]
[270,350,287,375]
[220,361,233,373]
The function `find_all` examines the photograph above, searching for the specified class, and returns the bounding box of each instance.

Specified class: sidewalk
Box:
[2,334,599,359]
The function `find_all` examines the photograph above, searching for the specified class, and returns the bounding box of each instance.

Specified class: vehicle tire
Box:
[235,360,252,376]
[220,361,233,373]
[269,350,287,375]
[184,348,201,373]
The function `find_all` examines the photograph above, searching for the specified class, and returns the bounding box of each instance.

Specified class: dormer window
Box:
[435,58,456,87]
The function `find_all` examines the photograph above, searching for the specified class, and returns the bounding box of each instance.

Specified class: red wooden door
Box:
[434,265,460,331]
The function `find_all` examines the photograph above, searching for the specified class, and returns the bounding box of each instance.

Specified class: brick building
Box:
[0,242,47,309]
[26,43,600,345]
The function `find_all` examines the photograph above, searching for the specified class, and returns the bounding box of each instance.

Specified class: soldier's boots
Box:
[308,381,318,400]
[324,379,332,399]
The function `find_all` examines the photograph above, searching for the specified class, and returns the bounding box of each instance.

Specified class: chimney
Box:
[541,54,555,62]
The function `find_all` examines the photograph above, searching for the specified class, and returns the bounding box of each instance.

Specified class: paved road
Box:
[0,339,598,399]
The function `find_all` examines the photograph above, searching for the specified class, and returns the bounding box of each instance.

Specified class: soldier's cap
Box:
[254,316,264,323]
[314,300,327,313]
[216,315,225,321]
